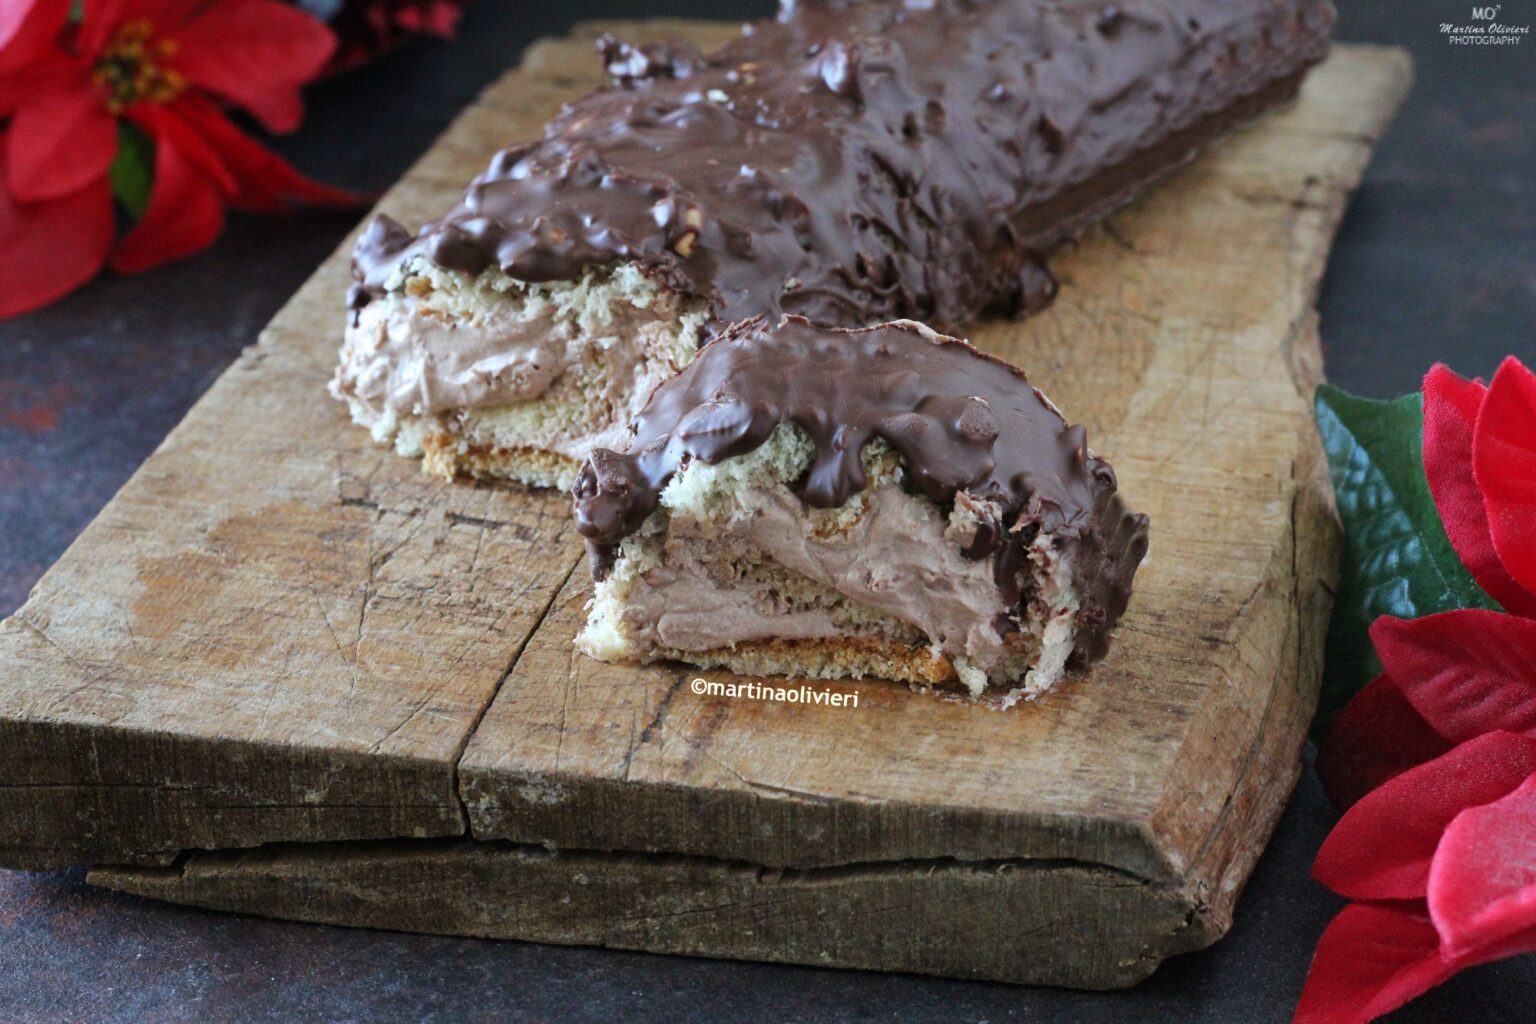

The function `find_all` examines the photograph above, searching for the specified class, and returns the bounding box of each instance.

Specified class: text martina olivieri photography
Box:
[1440,4,1530,45]
[690,676,861,709]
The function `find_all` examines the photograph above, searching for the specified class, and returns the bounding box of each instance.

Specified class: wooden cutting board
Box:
[0,21,1410,989]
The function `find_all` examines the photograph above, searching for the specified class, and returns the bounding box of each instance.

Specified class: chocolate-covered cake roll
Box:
[572,315,1150,697]
[333,0,1334,487]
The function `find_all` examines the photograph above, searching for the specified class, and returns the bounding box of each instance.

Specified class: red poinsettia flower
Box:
[1429,771,1536,960]
[1318,608,1536,810]
[1316,671,1454,810]
[0,0,361,318]
[1306,350,1536,1022]
[1375,610,1536,744]
[1318,358,1536,810]
[1314,731,1536,902]
[1294,902,1536,1024]
[1297,733,1536,1024]
[325,0,466,74]
[1424,357,1536,618]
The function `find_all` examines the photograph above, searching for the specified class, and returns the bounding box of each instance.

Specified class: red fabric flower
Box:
[326,0,466,75]
[1295,903,1536,1024]
[1293,906,1458,1024]
[1298,733,1536,1023]
[1474,358,1536,598]
[1374,610,1536,744]
[1424,360,1536,618]
[1430,773,1536,960]
[1306,355,1536,1024]
[1314,731,1536,902]
[1317,672,1453,810]
[1318,359,1536,810]
[0,0,361,318]
[1303,605,1536,1019]
[0,0,69,74]
[1314,605,1536,812]
[1304,570,1536,1020]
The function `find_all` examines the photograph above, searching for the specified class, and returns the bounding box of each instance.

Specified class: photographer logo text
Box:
[1442,4,1528,45]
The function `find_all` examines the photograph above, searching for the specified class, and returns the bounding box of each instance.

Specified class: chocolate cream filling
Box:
[330,261,708,466]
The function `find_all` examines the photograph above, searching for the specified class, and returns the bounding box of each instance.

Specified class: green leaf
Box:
[1312,384,1499,738]
[109,121,155,222]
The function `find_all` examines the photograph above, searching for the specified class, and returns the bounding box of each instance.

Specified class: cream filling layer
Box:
[338,295,574,418]
[581,426,1082,695]
[330,260,705,463]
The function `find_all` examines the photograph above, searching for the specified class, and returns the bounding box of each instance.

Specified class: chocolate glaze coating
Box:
[351,0,1334,330]
[572,316,1150,670]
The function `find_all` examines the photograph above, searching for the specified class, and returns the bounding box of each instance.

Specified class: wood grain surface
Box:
[1,21,1408,987]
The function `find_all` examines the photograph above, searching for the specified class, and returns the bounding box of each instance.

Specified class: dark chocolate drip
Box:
[572,317,1150,669]
[350,0,1334,331]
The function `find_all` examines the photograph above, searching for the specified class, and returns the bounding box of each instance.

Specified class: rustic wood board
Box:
[1,20,1409,987]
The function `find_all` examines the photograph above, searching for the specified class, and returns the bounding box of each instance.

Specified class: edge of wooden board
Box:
[87,833,1221,990]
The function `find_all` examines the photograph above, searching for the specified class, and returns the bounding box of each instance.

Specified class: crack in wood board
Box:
[88,835,1205,989]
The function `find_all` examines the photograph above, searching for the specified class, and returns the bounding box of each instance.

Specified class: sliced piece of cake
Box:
[334,0,1335,488]
[333,246,708,488]
[571,316,1150,698]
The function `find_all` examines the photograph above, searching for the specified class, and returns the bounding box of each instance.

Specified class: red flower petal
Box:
[0,144,115,318]
[0,46,79,121]
[1430,772,1536,959]
[1460,921,1536,967]
[1475,357,1536,598]
[78,0,134,60]
[1318,673,1454,810]
[0,0,71,74]
[420,2,464,36]
[1292,904,1455,1024]
[129,101,238,196]
[6,84,117,203]
[108,123,226,274]
[167,0,336,135]
[1314,731,1536,901]
[175,96,363,212]
[1424,365,1536,617]
[1373,611,1536,742]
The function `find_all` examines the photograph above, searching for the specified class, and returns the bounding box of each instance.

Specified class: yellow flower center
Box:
[92,20,185,112]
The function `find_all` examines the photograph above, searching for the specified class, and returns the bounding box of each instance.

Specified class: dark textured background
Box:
[1,2,1533,1021]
